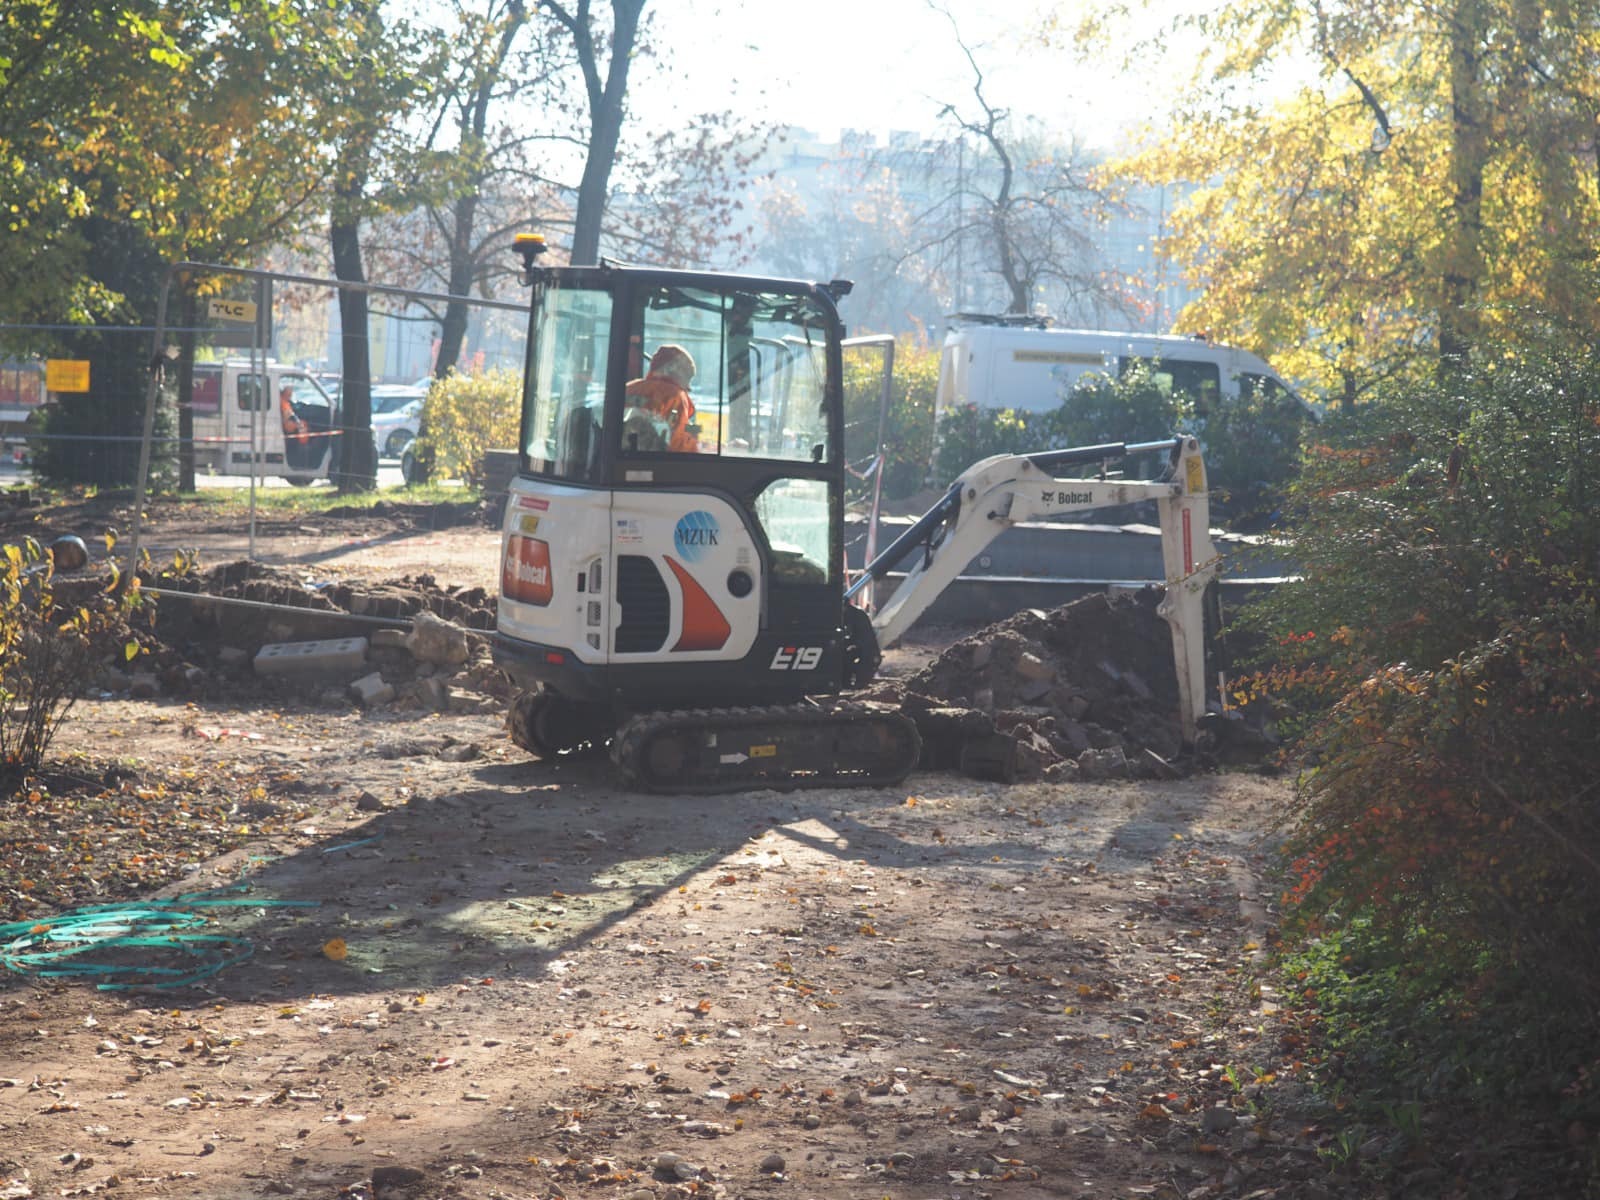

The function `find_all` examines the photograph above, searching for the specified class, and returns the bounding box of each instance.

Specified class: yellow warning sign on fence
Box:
[207,298,257,324]
[45,359,90,393]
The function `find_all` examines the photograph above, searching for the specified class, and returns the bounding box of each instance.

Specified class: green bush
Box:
[1191,380,1308,518]
[412,368,520,485]
[1244,341,1600,1103]
[1054,364,1188,447]
[0,538,139,791]
[932,366,1188,485]
[842,342,938,502]
[930,365,1307,506]
[934,403,1052,483]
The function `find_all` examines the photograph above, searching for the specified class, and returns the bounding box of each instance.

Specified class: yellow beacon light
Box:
[514,232,549,282]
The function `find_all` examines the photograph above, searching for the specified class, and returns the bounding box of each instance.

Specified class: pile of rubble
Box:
[874,590,1204,783]
[64,561,508,714]
[60,553,1265,785]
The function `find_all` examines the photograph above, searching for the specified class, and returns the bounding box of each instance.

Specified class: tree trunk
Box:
[34,214,165,488]
[433,190,480,378]
[566,0,647,265]
[1439,0,1487,366]
[412,1,528,485]
[410,191,478,487]
[331,203,377,492]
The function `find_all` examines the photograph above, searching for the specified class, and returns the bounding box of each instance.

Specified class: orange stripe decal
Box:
[665,556,731,652]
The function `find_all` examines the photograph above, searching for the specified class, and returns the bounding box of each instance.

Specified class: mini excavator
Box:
[492,235,1220,793]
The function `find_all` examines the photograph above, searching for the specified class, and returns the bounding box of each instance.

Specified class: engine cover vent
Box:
[615,555,669,653]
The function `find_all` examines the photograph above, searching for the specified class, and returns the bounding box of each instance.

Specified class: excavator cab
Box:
[493,243,898,780]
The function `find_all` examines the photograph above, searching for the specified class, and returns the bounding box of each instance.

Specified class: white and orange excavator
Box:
[492,235,1220,793]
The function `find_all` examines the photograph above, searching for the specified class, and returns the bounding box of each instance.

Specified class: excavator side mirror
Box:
[811,442,824,464]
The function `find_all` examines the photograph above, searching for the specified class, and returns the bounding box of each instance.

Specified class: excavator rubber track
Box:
[612,702,922,795]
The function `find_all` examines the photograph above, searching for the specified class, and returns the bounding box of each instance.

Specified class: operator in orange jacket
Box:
[623,344,700,453]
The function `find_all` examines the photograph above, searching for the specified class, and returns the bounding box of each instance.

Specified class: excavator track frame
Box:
[612,703,921,794]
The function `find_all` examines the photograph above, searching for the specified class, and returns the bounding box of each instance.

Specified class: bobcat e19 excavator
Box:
[492,235,1221,793]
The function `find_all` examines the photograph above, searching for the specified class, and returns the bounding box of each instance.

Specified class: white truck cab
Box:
[188,358,340,485]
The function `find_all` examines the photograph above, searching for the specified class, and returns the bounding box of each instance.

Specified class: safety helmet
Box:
[649,344,696,388]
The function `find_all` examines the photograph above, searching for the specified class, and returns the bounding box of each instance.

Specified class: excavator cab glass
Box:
[520,269,841,473]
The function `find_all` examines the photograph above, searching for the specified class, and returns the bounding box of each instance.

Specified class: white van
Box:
[933,316,1301,421]
[188,359,341,485]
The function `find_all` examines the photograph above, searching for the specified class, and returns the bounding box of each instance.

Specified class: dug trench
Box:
[1,543,1325,1200]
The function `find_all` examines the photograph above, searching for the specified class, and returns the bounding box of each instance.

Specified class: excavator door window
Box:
[523,281,612,482]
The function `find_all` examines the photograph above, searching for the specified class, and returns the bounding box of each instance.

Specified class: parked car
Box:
[371,384,426,460]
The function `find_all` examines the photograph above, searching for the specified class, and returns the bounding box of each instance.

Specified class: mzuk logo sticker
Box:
[673,510,720,562]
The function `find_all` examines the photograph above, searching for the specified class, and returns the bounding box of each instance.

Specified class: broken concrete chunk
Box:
[254,637,369,679]
[371,628,409,650]
[1076,745,1128,780]
[1016,676,1054,703]
[404,611,470,667]
[349,671,395,707]
[1014,650,1054,682]
[1051,719,1093,758]
[959,732,1021,783]
[1012,730,1061,780]
[411,676,450,712]
[1042,758,1080,782]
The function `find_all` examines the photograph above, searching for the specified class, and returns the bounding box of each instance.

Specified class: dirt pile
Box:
[879,589,1196,783]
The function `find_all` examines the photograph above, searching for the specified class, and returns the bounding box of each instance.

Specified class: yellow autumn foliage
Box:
[413,369,520,485]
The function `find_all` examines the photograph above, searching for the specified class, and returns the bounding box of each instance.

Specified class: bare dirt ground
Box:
[0,495,1317,1200]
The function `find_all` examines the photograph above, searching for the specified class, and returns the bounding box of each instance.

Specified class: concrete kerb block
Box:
[254,637,370,679]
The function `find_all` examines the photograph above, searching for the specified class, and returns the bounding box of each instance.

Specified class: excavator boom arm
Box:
[855,436,1220,743]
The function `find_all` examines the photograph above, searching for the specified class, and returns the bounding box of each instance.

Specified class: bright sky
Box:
[653,0,1181,152]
